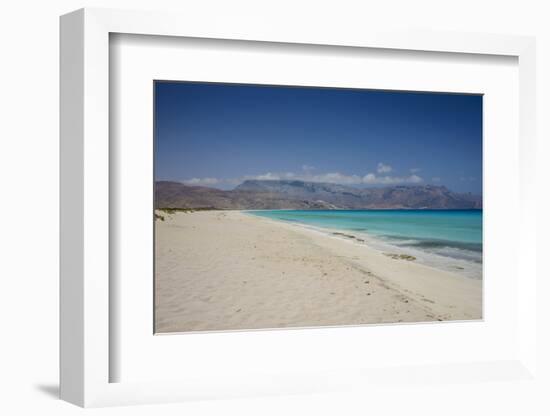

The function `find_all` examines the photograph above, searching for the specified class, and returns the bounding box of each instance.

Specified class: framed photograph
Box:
[153,81,483,334]
[60,8,537,407]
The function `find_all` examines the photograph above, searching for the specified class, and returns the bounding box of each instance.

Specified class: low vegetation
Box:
[157,207,217,214]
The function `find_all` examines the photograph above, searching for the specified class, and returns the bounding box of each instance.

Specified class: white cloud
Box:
[363,173,377,183]
[432,177,441,182]
[377,162,392,174]
[183,166,424,188]
[183,177,219,186]
[242,171,363,185]
[253,172,281,180]
[408,174,423,184]
[410,168,421,173]
[310,172,363,185]
[225,177,245,186]
[363,173,423,185]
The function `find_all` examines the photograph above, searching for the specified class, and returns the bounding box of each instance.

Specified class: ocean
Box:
[248,209,483,279]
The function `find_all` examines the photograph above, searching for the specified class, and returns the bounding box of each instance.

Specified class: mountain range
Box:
[155,180,482,210]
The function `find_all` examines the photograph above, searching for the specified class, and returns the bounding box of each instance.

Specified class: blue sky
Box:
[155,81,482,194]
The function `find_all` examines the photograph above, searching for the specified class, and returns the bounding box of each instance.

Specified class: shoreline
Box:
[155,210,482,333]
[243,210,483,280]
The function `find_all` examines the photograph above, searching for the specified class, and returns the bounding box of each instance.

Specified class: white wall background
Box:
[0,0,548,414]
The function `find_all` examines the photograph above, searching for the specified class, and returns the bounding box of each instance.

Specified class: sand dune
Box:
[154,210,482,333]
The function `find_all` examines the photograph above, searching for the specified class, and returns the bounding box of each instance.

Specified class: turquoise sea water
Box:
[248,210,483,278]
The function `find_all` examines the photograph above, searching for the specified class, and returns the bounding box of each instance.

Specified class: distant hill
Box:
[155,180,482,210]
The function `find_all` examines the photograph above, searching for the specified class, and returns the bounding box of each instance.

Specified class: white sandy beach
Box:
[154,210,482,333]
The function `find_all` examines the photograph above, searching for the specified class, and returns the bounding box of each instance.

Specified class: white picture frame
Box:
[60,7,537,407]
